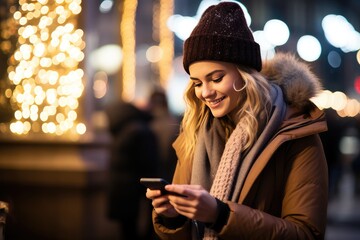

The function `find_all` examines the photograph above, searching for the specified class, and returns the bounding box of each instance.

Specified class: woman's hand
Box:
[165,184,218,223]
[146,188,179,218]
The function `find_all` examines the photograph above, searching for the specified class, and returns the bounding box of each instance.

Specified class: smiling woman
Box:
[189,61,244,119]
[144,2,329,240]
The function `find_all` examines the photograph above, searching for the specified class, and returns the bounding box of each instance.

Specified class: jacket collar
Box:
[261,52,323,111]
[239,103,327,203]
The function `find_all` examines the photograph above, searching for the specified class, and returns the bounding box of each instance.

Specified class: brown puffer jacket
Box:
[153,53,328,240]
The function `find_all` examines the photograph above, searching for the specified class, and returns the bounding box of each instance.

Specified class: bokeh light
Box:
[354,76,360,95]
[263,19,289,46]
[297,35,322,62]
[311,90,360,117]
[327,51,341,68]
[4,0,86,137]
[146,45,163,63]
[89,44,122,75]
[322,14,360,53]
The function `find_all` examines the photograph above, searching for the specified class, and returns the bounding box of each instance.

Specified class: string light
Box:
[3,0,86,138]
[151,0,174,89]
[120,0,137,102]
[158,0,174,88]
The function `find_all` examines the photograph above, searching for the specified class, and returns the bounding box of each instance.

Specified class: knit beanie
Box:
[183,1,262,73]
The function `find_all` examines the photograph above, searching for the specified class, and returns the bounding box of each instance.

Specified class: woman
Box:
[145,2,328,239]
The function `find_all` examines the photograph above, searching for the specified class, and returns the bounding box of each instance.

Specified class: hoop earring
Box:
[233,79,247,92]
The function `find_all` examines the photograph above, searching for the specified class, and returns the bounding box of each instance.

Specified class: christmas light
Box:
[2,0,86,138]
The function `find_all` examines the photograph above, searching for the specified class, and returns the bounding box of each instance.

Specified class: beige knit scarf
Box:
[204,122,247,239]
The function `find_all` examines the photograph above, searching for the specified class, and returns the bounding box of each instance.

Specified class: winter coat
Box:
[152,53,328,240]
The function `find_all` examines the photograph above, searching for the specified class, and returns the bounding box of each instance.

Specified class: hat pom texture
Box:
[183,2,262,73]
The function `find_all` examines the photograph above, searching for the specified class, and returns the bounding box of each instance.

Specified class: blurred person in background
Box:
[320,109,344,199]
[105,101,159,240]
[145,2,328,239]
[147,89,180,183]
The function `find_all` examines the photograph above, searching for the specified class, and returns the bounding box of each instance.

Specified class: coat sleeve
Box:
[152,132,194,239]
[170,132,193,184]
[152,209,193,240]
[219,135,328,240]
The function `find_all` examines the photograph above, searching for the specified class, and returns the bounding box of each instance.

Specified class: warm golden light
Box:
[311,90,360,117]
[158,0,174,88]
[2,0,86,137]
[93,71,108,99]
[120,0,138,102]
[146,45,163,63]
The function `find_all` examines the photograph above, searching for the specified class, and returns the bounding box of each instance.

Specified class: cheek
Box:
[228,89,242,106]
[223,83,237,98]
[194,88,202,99]
[220,77,235,93]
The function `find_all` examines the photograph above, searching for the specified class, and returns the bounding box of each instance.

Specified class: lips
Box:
[208,96,226,106]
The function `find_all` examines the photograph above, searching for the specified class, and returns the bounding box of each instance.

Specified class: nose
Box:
[201,83,215,98]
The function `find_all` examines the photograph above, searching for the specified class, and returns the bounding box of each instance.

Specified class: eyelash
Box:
[193,76,224,87]
[213,76,223,82]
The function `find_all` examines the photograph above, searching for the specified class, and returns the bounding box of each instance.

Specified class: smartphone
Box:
[140,178,169,190]
[140,178,186,197]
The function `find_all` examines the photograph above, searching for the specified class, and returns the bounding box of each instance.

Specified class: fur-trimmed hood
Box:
[261,52,323,110]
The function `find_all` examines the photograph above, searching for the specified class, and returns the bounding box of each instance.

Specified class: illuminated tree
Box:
[2,0,86,138]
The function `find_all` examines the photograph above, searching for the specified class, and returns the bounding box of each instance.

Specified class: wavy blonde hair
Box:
[179,66,272,162]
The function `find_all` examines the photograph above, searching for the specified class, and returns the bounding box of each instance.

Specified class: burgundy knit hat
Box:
[183,2,262,74]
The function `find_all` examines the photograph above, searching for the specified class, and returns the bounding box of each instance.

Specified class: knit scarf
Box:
[204,122,247,239]
[191,84,286,240]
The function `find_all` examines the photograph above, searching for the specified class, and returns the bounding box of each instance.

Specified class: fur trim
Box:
[261,52,323,110]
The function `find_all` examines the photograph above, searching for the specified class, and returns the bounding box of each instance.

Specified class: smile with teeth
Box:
[208,96,226,106]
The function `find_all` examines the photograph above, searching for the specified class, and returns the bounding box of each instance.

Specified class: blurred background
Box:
[0,0,359,239]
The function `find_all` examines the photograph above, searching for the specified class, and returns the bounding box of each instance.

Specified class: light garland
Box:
[120,0,137,102]
[2,0,86,138]
[158,0,174,88]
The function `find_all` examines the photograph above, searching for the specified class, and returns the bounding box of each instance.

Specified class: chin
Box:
[210,110,227,118]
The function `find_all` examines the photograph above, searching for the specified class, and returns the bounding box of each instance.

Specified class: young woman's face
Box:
[189,60,244,118]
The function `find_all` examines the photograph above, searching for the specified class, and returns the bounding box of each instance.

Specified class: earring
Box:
[233,79,247,92]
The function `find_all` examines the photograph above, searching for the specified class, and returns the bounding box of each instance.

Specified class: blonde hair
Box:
[179,66,272,162]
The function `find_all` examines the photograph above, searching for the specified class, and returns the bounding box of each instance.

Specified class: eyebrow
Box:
[190,70,224,81]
